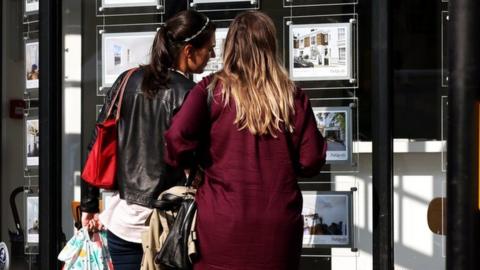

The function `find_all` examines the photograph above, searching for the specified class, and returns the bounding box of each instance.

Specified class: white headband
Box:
[183,17,210,42]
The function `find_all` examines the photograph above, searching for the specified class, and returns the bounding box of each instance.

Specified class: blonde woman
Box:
[164,11,326,270]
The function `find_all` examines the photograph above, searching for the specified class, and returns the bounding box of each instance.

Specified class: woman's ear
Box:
[183,44,195,59]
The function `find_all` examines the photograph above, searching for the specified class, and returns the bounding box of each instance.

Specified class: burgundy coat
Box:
[165,76,326,270]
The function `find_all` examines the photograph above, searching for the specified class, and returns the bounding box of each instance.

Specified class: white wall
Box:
[331,151,446,270]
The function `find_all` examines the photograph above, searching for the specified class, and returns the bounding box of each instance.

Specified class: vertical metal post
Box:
[447,0,480,269]
[39,0,63,268]
[371,0,394,269]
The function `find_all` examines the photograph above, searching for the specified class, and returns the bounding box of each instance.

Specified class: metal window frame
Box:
[39,0,63,268]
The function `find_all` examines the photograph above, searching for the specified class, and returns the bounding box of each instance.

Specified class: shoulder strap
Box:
[105,67,138,121]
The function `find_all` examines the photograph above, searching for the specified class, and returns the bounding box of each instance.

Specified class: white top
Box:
[99,193,153,243]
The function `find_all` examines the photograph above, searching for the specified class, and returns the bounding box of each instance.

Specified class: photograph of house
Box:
[312,106,351,163]
[290,23,352,81]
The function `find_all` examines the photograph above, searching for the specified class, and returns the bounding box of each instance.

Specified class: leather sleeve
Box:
[80,70,129,213]
[80,180,100,213]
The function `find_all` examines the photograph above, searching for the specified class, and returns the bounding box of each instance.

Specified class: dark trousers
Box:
[107,230,143,270]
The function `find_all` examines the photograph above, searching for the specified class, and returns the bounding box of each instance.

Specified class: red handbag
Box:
[81,68,137,189]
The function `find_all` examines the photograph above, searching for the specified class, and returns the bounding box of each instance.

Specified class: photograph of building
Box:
[290,23,352,81]
[312,106,351,163]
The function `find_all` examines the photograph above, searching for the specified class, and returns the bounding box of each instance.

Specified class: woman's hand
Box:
[81,212,103,231]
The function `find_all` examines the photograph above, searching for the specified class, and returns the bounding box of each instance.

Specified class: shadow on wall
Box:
[330,153,445,270]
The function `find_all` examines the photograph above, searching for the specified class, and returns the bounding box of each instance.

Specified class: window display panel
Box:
[441,11,448,87]
[26,194,39,244]
[441,96,448,172]
[289,23,353,81]
[283,0,357,8]
[24,187,40,255]
[97,26,157,95]
[299,182,358,258]
[97,0,165,16]
[312,106,352,164]
[302,191,353,248]
[25,0,39,14]
[193,27,229,82]
[102,0,160,7]
[189,0,259,12]
[309,97,358,173]
[102,32,155,87]
[283,14,358,90]
[25,40,39,89]
[24,106,39,178]
[25,117,39,168]
[192,0,253,3]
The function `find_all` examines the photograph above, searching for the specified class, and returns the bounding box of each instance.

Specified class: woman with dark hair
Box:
[165,11,326,270]
[80,10,216,270]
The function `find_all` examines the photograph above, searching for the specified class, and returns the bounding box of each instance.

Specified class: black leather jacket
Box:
[81,68,195,213]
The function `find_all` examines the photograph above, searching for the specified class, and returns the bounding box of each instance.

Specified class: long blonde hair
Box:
[216,11,296,137]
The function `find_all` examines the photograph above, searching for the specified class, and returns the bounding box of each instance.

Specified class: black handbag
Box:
[153,167,199,270]
[154,197,197,269]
